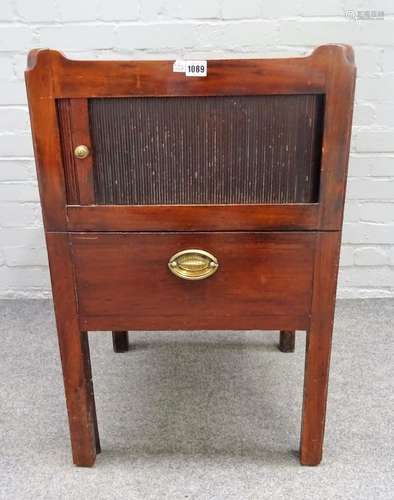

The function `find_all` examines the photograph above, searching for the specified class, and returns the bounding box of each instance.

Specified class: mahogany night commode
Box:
[25,45,356,467]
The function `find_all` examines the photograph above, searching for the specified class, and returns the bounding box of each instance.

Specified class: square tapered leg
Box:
[300,233,339,465]
[279,330,295,352]
[112,331,129,352]
[48,233,98,466]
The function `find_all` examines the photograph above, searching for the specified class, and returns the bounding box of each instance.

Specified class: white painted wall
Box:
[0,0,393,298]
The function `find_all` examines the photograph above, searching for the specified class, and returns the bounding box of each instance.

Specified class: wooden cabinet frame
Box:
[25,45,356,467]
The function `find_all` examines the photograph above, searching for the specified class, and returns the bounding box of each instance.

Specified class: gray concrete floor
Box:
[0,299,393,499]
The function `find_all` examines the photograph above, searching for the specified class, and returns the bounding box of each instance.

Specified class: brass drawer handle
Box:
[168,249,219,280]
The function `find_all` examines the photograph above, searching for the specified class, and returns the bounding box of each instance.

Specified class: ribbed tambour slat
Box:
[88,95,324,205]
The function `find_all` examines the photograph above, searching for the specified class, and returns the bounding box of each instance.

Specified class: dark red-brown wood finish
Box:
[25,45,356,467]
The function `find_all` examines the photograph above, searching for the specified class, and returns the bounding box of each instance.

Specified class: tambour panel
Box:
[86,95,324,205]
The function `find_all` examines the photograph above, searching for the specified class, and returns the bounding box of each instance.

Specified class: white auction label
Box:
[185,60,207,77]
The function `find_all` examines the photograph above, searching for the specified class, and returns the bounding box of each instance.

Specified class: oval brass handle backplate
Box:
[168,249,219,280]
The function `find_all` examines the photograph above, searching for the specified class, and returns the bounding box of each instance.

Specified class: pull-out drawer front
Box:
[71,232,316,331]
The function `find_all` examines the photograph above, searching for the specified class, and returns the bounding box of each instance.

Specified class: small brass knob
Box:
[74,145,90,159]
